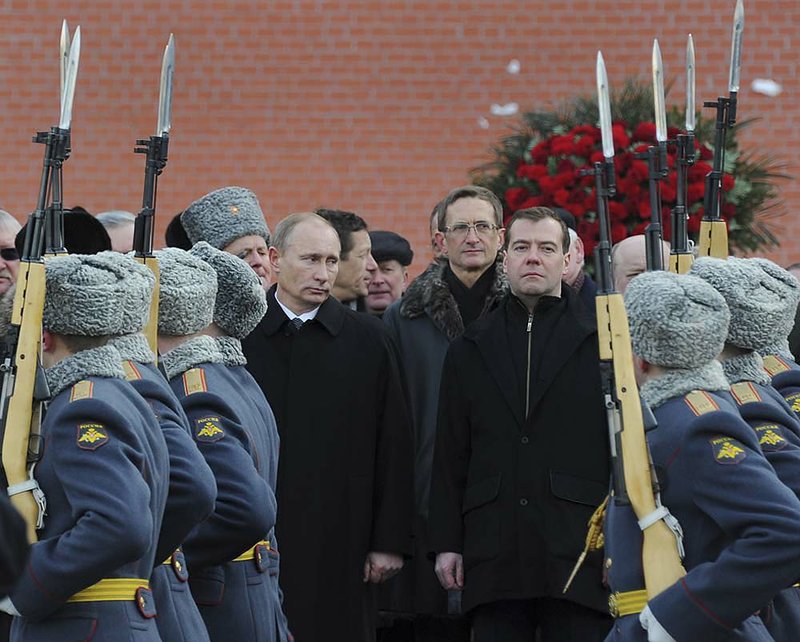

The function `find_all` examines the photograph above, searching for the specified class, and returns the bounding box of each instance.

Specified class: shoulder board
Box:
[684,390,719,416]
[730,382,762,406]
[183,368,207,396]
[122,360,142,382]
[763,355,790,377]
[70,380,94,402]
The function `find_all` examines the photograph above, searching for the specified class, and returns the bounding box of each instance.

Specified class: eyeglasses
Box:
[0,248,19,261]
[444,221,498,239]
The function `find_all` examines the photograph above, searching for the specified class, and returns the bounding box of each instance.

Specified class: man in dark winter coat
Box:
[242,212,413,642]
[429,207,611,642]
[380,185,506,641]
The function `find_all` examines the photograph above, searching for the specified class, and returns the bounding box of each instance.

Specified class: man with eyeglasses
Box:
[0,211,21,297]
[379,185,506,642]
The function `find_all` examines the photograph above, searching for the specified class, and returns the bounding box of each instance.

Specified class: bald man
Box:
[610,235,670,293]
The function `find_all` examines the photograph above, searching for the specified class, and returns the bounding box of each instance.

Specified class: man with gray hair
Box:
[243,212,413,642]
[96,210,136,253]
[604,270,800,641]
[554,208,596,316]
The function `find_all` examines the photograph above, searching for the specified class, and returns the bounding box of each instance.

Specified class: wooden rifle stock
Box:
[1,261,47,543]
[669,253,694,275]
[697,220,728,259]
[596,293,686,597]
[135,255,160,356]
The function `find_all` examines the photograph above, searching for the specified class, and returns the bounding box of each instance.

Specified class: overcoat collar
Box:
[399,256,508,341]
[464,287,596,428]
[262,285,346,337]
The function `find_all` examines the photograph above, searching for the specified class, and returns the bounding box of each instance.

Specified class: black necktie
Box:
[285,317,305,336]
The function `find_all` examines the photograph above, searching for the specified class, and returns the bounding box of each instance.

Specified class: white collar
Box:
[275,290,320,323]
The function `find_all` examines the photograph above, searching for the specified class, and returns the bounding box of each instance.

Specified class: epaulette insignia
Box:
[685,390,719,416]
[710,436,747,465]
[183,368,207,396]
[122,360,142,382]
[730,382,762,406]
[754,424,787,452]
[70,380,94,402]
[786,393,800,414]
[195,416,224,443]
[77,423,109,450]
[763,355,791,377]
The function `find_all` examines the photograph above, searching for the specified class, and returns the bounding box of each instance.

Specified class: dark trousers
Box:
[377,614,471,642]
[472,598,612,642]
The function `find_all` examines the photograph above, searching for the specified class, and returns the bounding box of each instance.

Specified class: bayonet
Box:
[59,26,80,131]
[686,34,695,133]
[59,20,70,104]
[652,40,667,145]
[729,0,744,93]
[597,52,614,162]
[156,34,175,136]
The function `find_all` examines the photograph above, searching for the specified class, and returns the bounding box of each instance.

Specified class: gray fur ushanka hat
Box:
[624,271,730,369]
[181,186,270,250]
[189,241,267,339]
[155,247,218,336]
[748,257,800,340]
[44,252,155,336]
[689,256,791,351]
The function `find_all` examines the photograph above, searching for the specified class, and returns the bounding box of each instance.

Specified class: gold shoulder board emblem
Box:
[685,390,719,416]
[70,380,94,402]
[183,368,207,396]
[730,382,761,406]
[763,355,790,377]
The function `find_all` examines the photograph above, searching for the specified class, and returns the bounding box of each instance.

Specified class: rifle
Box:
[698,0,743,259]
[642,40,668,272]
[593,52,686,599]
[0,24,81,542]
[670,35,696,274]
[133,34,174,359]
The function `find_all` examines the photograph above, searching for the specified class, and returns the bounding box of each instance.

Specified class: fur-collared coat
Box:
[380,259,507,617]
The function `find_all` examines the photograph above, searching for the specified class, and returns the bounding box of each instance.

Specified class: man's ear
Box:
[268,246,281,274]
[42,329,54,353]
[435,230,448,256]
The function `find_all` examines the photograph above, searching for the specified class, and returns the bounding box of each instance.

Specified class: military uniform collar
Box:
[639,360,729,409]
[46,344,126,398]
[721,351,770,386]
[759,340,795,363]
[161,335,224,381]
[216,336,247,367]
[109,333,155,365]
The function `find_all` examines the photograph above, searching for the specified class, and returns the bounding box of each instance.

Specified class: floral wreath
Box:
[473,80,786,259]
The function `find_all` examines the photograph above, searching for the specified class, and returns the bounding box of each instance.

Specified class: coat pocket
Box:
[549,471,607,507]
[189,565,226,606]
[461,474,502,570]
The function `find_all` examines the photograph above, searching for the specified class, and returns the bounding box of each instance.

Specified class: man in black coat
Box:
[380,186,506,642]
[242,212,413,642]
[0,494,27,597]
[429,207,611,641]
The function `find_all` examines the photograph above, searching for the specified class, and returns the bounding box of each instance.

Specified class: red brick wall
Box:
[1,0,797,277]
